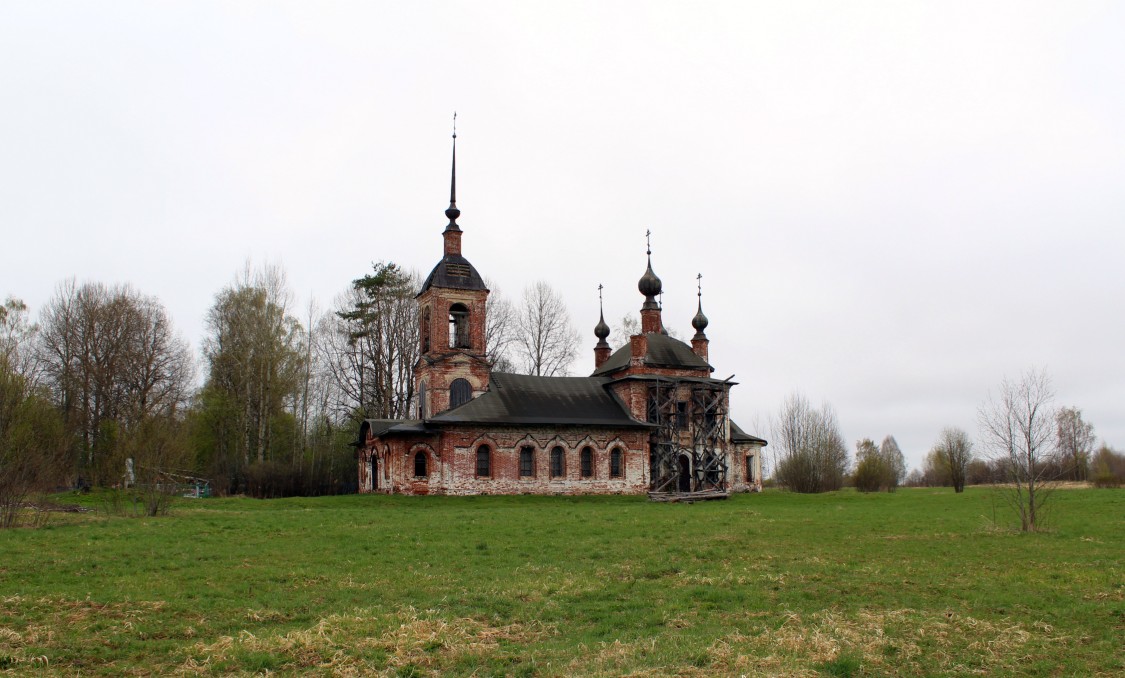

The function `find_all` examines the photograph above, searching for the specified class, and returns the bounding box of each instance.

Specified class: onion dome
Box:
[594,284,611,346]
[638,260,662,299]
[594,314,610,342]
[692,303,709,337]
[692,273,709,339]
[638,232,662,310]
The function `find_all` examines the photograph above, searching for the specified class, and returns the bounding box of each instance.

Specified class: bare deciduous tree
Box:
[771,392,849,493]
[610,314,640,351]
[933,427,974,493]
[0,297,39,383]
[978,369,1058,532]
[513,281,579,377]
[879,435,906,491]
[1,297,68,527]
[1055,407,1095,482]
[37,280,194,484]
[484,278,516,372]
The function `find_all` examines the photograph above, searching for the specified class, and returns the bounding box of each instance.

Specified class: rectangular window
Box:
[550,447,564,478]
[476,446,491,477]
[519,446,535,477]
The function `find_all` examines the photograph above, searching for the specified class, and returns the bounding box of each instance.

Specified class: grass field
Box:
[1,487,1122,676]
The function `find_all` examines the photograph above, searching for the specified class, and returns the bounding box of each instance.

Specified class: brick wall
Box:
[360,425,653,495]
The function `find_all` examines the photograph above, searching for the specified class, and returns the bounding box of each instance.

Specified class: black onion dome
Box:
[638,261,662,299]
[594,313,610,341]
[692,303,709,335]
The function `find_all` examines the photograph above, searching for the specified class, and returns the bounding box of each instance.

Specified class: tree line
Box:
[769,370,1122,532]
[0,262,582,516]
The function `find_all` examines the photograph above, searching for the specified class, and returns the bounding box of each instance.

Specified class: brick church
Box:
[356,138,766,496]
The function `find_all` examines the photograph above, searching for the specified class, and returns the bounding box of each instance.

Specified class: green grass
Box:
[1,488,1122,676]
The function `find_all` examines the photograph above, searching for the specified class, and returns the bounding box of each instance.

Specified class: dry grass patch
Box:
[708,608,1060,676]
[180,606,553,675]
[0,595,171,672]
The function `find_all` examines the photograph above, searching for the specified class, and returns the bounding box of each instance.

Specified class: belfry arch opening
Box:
[449,303,470,348]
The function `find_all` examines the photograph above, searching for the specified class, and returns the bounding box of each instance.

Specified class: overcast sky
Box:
[3,1,1123,473]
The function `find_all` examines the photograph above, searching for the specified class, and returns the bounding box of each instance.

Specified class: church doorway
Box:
[677,454,692,492]
[369,457,378,491]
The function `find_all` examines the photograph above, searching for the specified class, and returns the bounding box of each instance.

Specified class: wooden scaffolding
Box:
[647,379,729,496]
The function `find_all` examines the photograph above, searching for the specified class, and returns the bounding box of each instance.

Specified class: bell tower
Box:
[415,120,491,417]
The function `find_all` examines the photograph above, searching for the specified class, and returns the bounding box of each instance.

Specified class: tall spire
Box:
[444,112,461,232]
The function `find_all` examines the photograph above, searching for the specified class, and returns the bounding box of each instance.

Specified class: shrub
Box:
[853,455,885,493]
[1090,445,1125,488]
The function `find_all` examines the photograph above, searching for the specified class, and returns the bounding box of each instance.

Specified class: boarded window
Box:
[476,445,491,477]
[520,446,535,477]
[450,378,472,408]
[446,263,471,278]
[414,451,428,477]
[581,447,594,478]
[610,448,623,478]
[550,446,564,478]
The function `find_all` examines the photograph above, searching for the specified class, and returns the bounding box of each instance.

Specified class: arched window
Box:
[610,448,623,478]
[476,445,491,477]
[519,446,535,477]
[746,453,755,483]
[550,446,565,478]
[580,446,594,478]
[414,451,428,478]
[421,307,431,352]
[450,378,472,409]
[449,303,470,348]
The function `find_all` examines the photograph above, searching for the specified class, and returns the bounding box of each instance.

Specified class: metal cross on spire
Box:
[645,229,651,256]
[697,272,703,298]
